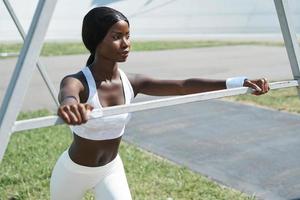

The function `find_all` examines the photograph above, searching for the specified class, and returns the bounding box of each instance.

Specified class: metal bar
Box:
[274,0,300,97]
[3,0,59,107]
[13,80,299,133]
[0,0,57,162]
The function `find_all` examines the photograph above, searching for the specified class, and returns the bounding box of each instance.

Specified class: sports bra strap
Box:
[119,69,134,102]
[81,67,101,108]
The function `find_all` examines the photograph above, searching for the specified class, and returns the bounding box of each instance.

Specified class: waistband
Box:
[60,150,121,174]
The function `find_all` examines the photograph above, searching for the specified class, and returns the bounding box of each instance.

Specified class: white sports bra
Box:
[70,67,134,140]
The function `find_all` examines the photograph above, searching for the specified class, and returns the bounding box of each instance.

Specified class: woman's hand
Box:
[243,78,270,96]
[57,103,94,125]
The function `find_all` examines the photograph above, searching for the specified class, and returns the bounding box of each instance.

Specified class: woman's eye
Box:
[112,35,120,40]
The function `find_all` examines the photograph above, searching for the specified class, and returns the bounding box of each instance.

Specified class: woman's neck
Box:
[90,58,118,82]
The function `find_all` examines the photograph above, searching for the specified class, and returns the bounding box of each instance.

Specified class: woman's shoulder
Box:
[123,73,148,98]
[125,73,152,87]
[59,69,89,102]
[60,70,87,89]
[61,70,85,83]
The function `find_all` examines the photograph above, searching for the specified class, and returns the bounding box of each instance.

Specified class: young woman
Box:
[50,6,270,200]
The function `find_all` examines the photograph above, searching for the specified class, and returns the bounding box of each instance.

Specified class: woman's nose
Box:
[121,37,130,48]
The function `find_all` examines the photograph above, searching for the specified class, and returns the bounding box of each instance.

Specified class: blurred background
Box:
[1,0,300,42]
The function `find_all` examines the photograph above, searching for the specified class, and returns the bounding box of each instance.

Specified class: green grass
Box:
[0,40,285,58]
[225,87,300,114]
[0,110,254,200]
[130,40,284,51]
[0,43,88,57]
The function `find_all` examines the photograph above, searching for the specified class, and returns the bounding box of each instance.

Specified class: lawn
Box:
[0,40,285,58]
[0,110,254,200]
[226,87,300,114]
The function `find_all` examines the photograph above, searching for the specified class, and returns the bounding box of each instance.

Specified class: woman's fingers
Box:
[63,105,78,125]
[262,78,270,93]
[57,103,94,125]
[70,104,82,125]
[256,78,270,94]
[244,79,262,95]
[78,104,87,123]
[244,78,270,95]
[57,107,71,124]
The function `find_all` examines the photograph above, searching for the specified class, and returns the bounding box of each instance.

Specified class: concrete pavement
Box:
[124,98,300,200]
[0,45,294,111]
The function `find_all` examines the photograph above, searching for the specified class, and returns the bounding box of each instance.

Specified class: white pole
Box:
[3,0,59,107]
[0,0,58,162]
[12,80,299,133]
[274,0,300,97]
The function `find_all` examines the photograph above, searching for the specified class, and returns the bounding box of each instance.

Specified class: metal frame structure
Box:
[0,0,299,162]
[274,0,300,94]
[0,0,58,161]
[3,0,59,106]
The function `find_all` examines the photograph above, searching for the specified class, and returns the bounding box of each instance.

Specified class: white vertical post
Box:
[0,0,57,162]
[3,0,59,107]
[274,0,300,96]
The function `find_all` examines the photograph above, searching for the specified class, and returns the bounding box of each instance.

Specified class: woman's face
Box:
[96,20,130,62]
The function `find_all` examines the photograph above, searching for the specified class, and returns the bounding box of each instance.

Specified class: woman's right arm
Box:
[57,76,93,125]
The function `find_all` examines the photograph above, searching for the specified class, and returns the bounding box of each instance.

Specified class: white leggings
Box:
[50,150,132,200]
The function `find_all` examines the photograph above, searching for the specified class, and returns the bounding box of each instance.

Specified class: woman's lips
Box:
[120,51,129,57]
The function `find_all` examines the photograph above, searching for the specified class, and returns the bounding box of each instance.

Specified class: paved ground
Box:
[124,97,300,200]
[0,45,294,111]
[0,46,299,199]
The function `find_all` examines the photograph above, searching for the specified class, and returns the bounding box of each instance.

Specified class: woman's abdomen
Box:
[68,133,122,167]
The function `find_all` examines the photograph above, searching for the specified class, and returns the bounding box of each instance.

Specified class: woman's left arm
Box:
[128,74,269,97]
